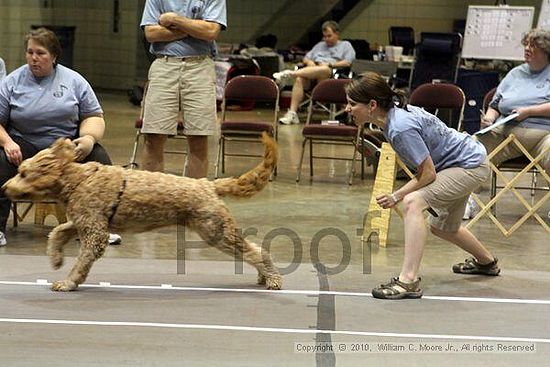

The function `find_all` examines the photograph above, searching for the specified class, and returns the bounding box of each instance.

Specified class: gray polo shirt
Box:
[305,40,356,65]
[0,64,102,150]
[141,0,227,57]
[490,63,550,131]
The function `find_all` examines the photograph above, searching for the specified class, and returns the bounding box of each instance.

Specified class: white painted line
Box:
[1,280,549,305]
[36,279,48,285]
[99,282,111,287]
[0,317,549,344]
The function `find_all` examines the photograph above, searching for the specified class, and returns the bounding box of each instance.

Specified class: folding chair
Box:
[127,84,188,175]
[216,75,279,178]
[480,87,550,216]
[296,78,362,185]
[11,200,66,227]
[409,32,463,91]
[408,82,466,131]
[388,26,415,55]
[295,64,353,112]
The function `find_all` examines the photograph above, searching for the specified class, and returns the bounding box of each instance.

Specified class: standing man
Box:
[140,0,227,177]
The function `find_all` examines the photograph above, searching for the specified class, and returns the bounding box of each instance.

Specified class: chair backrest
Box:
[389,26,415,55]
[351,59,398,79]
[409,32,463,91]
[409,82,465,130]
[310,78,351,104]
[482,87,497,112]
[223,75,279,102]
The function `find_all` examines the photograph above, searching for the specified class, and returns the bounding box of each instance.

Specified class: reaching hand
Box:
[376,193,400,209]
[73,136,95,161]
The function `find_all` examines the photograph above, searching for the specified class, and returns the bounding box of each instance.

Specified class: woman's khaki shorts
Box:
[142,56,217,136]
[418,160,489,232]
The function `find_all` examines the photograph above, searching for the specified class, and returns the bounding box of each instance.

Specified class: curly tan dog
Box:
[3,133,282,292]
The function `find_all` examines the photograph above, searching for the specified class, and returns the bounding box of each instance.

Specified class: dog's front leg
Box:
[47,221,78,269]
[51,227,108,292]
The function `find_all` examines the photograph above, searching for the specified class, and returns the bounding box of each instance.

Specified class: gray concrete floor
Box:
[1,92,549,366]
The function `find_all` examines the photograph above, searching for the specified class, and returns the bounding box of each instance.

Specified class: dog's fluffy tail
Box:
[214,132,277,198]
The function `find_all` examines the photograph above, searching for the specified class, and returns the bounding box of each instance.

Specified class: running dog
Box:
[3,133,282,291]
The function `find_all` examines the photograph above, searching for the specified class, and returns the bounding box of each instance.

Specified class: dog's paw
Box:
[257,273,266,285]
[48,253,64,270]
[51,279,77,292]
[265,274,282,290]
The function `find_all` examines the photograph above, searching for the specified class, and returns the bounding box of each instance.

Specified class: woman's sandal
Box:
[452,257,500,276]
[372,277,423,300]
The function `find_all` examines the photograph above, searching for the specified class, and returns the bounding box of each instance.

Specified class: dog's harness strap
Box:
[108,174,127,225]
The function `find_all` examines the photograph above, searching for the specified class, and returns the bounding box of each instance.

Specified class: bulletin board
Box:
[462,5,534,61]
[538,0,550,29]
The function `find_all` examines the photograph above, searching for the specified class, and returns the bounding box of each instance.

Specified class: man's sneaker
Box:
[0,231,6,247]
[279,110,300,125]
[462,195,480,220]
[453,257,500,276]
[272,69,294,82]
[108,233,122,245]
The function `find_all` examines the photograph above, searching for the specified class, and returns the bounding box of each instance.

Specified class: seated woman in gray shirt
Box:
[477,28,550,219]
[0,28,120,247]
[345,72,500,300]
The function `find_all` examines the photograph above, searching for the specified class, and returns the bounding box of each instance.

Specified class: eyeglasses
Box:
[521,40,539,49]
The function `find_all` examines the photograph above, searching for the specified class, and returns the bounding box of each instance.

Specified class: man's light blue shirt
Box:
[305,40,356,65]
[141,0,227,57]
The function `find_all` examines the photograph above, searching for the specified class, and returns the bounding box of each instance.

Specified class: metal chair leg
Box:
[296,139,308,182]
[215,137,222,179]
[309,140,313,177]
[127,131,141,169]
[490,170,497,216]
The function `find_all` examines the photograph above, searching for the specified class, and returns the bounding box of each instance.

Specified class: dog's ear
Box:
[50,138,77,162]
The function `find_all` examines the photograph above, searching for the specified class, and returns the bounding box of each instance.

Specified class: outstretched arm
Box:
[377,156,436,209]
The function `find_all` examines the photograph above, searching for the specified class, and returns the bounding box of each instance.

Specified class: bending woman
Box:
[345,72,500,300]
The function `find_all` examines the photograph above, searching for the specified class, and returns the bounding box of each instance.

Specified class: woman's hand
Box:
[376,192,400,209]
[73,135,95,161]
[480,115,495,128]
[3,140,23,166]
[512,107,531,122]
[159,12,179,28]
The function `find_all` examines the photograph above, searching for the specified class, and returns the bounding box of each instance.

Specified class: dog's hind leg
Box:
[51,224,109,292]
[47,221,78,270]
[191,210,282,290]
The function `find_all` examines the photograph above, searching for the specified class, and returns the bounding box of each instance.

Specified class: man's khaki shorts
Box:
[142,56,217,136]
[418,160,489,232]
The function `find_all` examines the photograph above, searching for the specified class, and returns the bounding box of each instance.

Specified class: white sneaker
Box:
[108,233,122,245]
[279,110,300,125]
[0,231,6,247]
[463,195,480,220]
[272,69,294,82]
